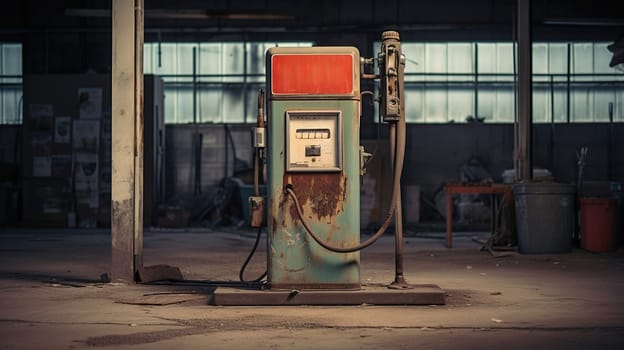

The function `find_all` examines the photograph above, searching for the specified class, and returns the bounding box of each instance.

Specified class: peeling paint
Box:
[284,173,345,220]
[111,199,135,282]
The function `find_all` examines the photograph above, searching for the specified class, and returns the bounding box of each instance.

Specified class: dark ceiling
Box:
[1,0,623,42]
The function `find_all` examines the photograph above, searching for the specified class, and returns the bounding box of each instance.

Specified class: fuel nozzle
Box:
[254,89,266,149]
[379,30,405,123]
[257,89,265,128]
[250,89,266,227]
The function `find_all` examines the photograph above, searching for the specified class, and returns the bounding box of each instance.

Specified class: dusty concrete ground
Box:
[1,228,624,349]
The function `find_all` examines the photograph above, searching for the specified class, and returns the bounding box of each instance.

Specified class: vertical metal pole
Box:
[566,43,571,123]
[609,102,614,180]
[192,47,201,195]
[516,0,533,181]
[243,38,249,123]
[550,74,555,174]
[512,17,519,176]
[474,43,479,119]
[134,0,145,274]
[192,46,197,125]
[111,0,143,282]
[393,96,407,286]
[157,31,162,68]
[381,31,410,289]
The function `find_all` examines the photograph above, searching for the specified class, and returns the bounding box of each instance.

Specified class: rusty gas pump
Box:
[228,31,444,305]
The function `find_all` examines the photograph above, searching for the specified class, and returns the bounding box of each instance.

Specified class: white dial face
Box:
[286,111,341,172]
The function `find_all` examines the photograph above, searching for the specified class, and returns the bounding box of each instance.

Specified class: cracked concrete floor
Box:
[1,228,624,349]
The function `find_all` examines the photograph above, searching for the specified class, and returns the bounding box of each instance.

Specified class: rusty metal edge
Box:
[212,285,446,306]
[269,283,361,290]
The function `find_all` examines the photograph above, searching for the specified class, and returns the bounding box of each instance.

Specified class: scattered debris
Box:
[286,289,300,301]
[44,279,88,288]
[157,205,191,228]
[137,265,183,283]
[116,293,208,306]
[100,273,111,283]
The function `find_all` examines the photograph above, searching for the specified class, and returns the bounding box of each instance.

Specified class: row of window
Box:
[399,42,623,123]
[146,41,623,124]
[0,43,22,124]
[0,42,622,124]
[143,42,312,124]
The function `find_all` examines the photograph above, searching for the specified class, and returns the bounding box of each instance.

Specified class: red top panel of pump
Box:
[271,54,354,95]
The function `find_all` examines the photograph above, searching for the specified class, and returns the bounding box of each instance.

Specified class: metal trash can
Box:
[513,182,576,254]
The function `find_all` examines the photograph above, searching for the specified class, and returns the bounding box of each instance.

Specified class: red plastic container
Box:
[580,197,616,253]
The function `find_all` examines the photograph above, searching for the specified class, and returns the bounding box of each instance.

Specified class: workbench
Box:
[445,182,513,248]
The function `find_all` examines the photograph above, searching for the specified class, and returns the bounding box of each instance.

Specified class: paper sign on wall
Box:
[73,120,100,152]
[79,88,103,119]
[33,156,51,177]
[54,117,71,144]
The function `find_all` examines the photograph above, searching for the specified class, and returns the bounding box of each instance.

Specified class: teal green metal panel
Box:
[267,99,361,290]
[266,46,361,290]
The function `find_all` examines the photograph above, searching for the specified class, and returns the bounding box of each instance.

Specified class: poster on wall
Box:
[74,152,98,192]
[54,116,72,144]
[30,104,54,118]
[33,156,51,177]
[79,88,103,120]
[76,192,99,210]
[31,133,52,155]
[29,104,54,134]
[42,197,64,215]
[50,155,73,178]
[36,184,67,215]
[75,152,99,210]
[73,120,100,152]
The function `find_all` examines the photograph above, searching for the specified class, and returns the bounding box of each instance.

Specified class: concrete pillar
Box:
[111,0,144,282]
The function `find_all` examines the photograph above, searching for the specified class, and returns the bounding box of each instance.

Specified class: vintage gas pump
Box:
[264,45,362,289]
[240,31,444,303]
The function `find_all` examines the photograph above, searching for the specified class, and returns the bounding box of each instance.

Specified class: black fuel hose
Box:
[238,226,267,283]
[239,89,268,283]
[285,117,406,253]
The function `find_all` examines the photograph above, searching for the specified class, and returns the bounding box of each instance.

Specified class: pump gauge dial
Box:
[286,110,341,172]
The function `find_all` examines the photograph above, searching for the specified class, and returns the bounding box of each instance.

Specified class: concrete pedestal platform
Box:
[213,284,446,306]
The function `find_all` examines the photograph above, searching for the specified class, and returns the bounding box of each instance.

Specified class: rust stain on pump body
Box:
[284,173,345,220]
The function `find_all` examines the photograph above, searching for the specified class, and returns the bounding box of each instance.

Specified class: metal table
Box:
[445,183,513,248]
